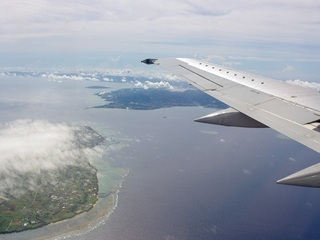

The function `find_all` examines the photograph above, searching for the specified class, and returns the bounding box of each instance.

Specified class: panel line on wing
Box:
[179,64,224,88]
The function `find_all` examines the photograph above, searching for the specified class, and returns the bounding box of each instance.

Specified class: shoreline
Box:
[1,169,129,240]
[46,169,129,240]
[41,194,117,240]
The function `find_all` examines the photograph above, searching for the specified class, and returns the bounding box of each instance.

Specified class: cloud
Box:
[282,65,295,73]
[1,0,320,67]
[286,79,320,91]
[134,81,146,89]
[289,157,296,162]
[45,73,99,81]
[134,80,174,90]
[228,56,281,62]
[242,169,252,175]
[0,119,104,196]
[199,130,219,135]
[46,73,85,81]
[276,133,291,140]
[103,69,180,80]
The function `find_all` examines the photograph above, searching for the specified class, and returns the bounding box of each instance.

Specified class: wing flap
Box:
[255,98,320,125]
[210,86,320,125]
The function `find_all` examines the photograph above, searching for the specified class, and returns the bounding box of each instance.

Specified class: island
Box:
[0,126,105,234]
[93,88,227,110]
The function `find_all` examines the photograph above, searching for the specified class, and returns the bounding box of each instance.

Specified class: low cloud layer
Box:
[135,80,174,90]
[0,119,104,196]
[286,79,320,91]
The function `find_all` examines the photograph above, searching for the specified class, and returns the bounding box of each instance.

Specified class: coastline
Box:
[0,164,99,235]
[42,168,129,240]
[0,168,129,240]
[39,194,117,240]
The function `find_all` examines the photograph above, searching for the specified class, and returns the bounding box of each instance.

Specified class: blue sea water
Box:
[71,108,320,240]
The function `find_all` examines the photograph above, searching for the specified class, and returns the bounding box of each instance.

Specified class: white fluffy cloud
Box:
[286,79,320,91]
[44,73,99,81]
[0,119,104,196]
[134,80,174,90]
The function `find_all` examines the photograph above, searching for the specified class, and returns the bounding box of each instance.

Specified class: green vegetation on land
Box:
[0,165,98,234]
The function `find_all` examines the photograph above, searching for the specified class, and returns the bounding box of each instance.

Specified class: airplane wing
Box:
[142,58,320,188]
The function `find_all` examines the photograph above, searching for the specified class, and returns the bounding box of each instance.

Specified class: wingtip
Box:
[141,58,158,65]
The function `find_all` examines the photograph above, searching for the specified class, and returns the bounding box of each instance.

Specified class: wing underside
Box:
[143,58,320,188]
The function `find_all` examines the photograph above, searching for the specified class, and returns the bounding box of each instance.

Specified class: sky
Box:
[1,0,320,80]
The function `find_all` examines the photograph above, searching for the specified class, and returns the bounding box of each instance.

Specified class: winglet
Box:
[141,58,158,65]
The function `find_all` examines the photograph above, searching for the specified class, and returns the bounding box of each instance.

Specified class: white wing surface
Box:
[142,58,320,187]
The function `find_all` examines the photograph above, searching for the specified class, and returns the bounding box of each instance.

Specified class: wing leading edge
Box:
[142,58,320,188]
